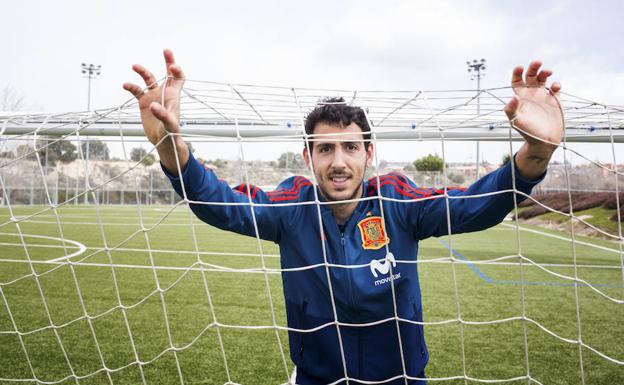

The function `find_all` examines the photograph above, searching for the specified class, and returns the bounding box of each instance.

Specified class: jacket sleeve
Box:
[409,158,545,240]
[162,151,282,243]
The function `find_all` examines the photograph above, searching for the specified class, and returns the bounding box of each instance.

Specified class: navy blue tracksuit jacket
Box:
[164,152,542,384]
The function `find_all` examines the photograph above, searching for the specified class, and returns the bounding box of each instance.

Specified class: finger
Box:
[525,60,543,87]
[132,64,158,88]
[164,49,176,76]
[511,66,524,87]
[536,69,553,87]
[550,81,562,95]
[123,82,145,99]
[504,95,520,121]
[150,102,178,131]
[169,64,185,80]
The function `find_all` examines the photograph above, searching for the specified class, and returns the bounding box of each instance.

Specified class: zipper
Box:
[339,209,368,378]
[340,230,358,312]
[358,328,363,377]
[343,212,368,316]
[341,228,360,377]
[299,300,308,357]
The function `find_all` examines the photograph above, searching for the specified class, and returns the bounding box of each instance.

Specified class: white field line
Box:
[8,213,189,220]
[422,260,623,270]
[2,216,520,230]
[0,232,87,262]
[1,224,622,269]
[1,249,622,271]
[0,242,280,261]
[501,223,623,255]
[2,218,521,228]
[0,213,514,226]
[0,239,621,270]
[4,219,199,227]
[1,206,177,210]
[0,259,280,274]
[0,241,618,269]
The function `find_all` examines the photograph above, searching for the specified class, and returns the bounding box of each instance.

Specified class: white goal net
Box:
[0,80,622,385]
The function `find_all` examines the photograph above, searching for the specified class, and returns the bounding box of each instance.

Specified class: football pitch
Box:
[0,205,622,385]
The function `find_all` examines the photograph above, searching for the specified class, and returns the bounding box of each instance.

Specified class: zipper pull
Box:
[340,233,345,246]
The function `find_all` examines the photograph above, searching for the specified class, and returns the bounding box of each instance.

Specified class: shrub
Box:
[610,206,624,223]
[602,192,624,210]
[516,192,611,219]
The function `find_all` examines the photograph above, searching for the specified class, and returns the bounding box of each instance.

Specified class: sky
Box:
[3,0,623,164]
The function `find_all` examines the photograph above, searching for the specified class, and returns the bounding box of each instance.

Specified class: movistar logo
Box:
[371,252,401,286]
[370,252,396,278]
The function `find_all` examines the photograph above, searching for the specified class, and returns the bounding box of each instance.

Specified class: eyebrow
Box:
[315,140,361,147]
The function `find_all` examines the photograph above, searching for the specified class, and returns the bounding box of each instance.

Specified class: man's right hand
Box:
[123,49,189,176]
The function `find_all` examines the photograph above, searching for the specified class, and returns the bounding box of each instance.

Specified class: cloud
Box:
[316,0,510,89]
[2,0,623,163]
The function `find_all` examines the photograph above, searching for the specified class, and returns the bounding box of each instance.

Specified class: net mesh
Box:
[0,80,622,384]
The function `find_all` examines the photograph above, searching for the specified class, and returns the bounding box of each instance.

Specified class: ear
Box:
[366,142,374,167]
[303,146,311,170]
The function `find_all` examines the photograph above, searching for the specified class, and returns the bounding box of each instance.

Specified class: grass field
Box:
[0,204,622,385]
[538,206,622,235]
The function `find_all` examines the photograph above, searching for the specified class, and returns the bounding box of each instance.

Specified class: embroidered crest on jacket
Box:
[357,216,390,250]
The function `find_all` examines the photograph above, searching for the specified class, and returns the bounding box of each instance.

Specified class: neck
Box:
[330,201,359,226]
[324,183,363,226]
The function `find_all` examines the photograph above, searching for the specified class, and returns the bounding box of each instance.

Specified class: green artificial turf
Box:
[538,206,622,236]
[0,205,622,384]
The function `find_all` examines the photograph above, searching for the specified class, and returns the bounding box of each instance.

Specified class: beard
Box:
[319,182,363,202]
[317,165,367,203]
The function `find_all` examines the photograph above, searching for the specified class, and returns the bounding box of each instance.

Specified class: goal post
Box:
[0,82,622,384]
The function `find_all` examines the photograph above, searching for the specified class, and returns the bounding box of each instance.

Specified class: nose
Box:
[330,146,347,169]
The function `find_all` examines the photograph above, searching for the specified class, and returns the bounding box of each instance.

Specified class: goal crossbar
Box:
[1,120,623,142]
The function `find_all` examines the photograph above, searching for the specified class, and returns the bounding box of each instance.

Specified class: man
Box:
[123,49,563,385]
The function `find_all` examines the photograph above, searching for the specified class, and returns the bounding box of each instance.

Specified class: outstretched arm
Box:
[504,61,564,180]
[123,49,189,176]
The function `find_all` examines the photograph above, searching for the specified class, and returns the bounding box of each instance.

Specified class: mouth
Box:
[329,174,351,189]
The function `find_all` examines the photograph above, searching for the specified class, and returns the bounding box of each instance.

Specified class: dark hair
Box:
[304,97,371,149]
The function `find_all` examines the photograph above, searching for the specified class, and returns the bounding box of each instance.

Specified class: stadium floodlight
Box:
[81,63,102,111]
[80,63,101,204]
[466,58,487,100]
[467,58,487,178]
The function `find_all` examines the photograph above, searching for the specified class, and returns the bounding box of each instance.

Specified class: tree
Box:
[81,140,110,160]
[278,151,305,169]
[210,158,227,169]
[1,84,24,111]
[36,139,77,165]
[413,154,444,172]
[130,147,146,161]
[130,147,155,166]
[53,141,78,163]
[143,154,156,166]
[16,144,34,157]
[448,172,465,185]
[403,163,416,172]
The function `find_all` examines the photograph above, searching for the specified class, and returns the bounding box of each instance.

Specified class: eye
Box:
[347,143,359,151]
[318,145,331,153]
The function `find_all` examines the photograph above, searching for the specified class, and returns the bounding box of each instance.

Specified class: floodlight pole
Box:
[467,58,487,179]
[81,63,100,205]
[81,63,101,111]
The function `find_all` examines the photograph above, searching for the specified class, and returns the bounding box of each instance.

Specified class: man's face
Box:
[303,122,373,202]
